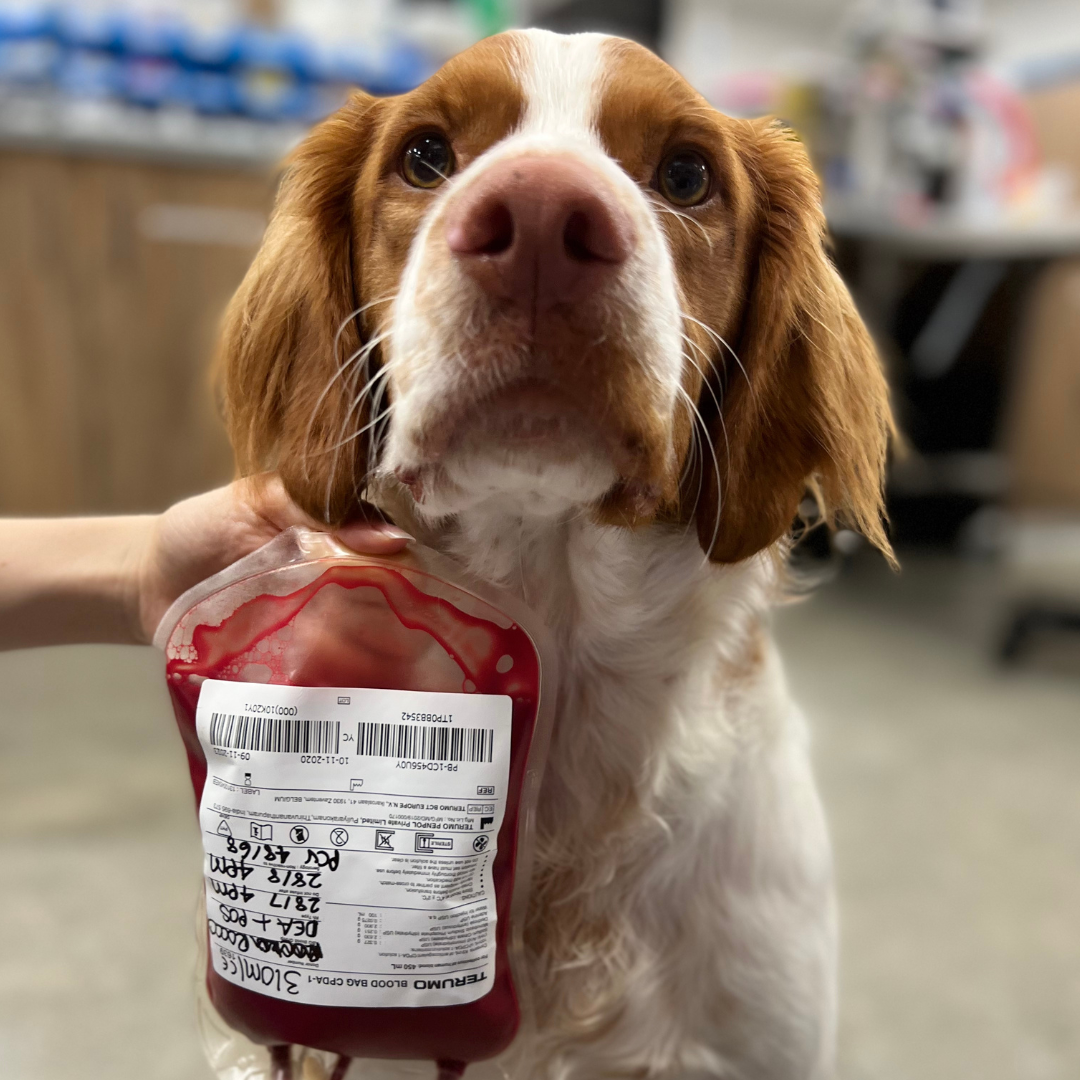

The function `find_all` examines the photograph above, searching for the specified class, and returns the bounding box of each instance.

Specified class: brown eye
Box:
[402,132,455,189]
[658,150,711,207]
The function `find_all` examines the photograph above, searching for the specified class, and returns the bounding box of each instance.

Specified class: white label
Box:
[195,679,511,1008]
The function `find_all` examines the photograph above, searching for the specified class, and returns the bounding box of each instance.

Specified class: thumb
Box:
[334,519,415,556]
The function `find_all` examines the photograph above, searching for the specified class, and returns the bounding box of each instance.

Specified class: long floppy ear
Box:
[219,92,381,524]
[699,118,895,564]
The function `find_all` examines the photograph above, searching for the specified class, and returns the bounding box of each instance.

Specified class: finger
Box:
[242,474,414,555]
[335,521,414,555]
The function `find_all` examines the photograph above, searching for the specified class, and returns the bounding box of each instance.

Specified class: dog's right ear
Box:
[694,119,894,565]
[219,91,383,525]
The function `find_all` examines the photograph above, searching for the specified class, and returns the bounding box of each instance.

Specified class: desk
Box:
[829,205,1080,373]
[829,207,1080,509]
[828,204,1080,260]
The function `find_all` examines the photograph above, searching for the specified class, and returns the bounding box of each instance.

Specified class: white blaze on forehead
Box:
[513,29,608,143]
[383,28,686,521]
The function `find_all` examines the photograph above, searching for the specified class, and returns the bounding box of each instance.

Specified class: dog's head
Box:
[221,30,893,563]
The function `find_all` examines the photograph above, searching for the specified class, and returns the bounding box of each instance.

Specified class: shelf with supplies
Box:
[0,91,304,168]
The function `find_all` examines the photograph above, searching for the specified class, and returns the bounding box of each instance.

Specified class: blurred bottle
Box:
[843,0,983,217]
[829,0,1041,223]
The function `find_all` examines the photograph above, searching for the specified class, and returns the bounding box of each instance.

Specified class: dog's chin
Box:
[394,382,620,521]
[435,447,617,520]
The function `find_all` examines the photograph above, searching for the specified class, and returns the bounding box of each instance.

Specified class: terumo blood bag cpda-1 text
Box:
[154,528,557,1080]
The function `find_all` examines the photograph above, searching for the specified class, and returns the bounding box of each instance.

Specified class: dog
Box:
[217,28,893,1080]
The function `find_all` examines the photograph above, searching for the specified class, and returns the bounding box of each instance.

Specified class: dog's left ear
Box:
[697,119,895,565]
[218,92,382,524]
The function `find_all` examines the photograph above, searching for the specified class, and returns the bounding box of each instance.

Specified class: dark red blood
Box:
[165,562,542,1065]
[329,1055,352,1080]
[270,1044,292,1080]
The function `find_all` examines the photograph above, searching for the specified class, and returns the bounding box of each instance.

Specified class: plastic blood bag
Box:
[155,529,556,1080]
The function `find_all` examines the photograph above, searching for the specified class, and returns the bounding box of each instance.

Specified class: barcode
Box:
[357,722,493,764]
[209,712,341,754]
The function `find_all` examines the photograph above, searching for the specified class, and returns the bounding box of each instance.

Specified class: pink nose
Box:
[445,154,635,315]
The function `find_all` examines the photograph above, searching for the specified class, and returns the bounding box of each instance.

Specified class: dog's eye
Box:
[658,150,711,207]
[402,133,455,189]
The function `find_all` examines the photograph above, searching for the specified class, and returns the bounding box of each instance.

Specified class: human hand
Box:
[135,476,412,644]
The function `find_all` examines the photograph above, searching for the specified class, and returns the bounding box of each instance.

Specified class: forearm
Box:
[0,478,411,653]
[0,516,154,650]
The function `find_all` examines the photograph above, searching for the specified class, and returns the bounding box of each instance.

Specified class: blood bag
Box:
[155,528,556,1080]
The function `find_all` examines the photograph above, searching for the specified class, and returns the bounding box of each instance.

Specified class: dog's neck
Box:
[413,499,776,679]
[419,500,786,1039]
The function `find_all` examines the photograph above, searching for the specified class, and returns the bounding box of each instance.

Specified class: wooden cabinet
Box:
[0,149,276,514]
[1005,259,1080,511]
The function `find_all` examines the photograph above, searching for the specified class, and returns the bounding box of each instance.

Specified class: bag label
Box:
[195,679,512,1008]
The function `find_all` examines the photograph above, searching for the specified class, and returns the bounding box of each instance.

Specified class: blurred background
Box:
[0,1,1078,1078]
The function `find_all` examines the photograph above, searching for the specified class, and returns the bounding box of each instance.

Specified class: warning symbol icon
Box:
[216,819,232,837]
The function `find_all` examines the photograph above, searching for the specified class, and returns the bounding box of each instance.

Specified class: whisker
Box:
[680,340,731,485]
[352,369,393,521]
[331,294,397,356]
[676,383,705,535]
[683,345,732,481]
[301,316,394,483]
[649,198,713,248]
[323,395,396,523]
[681,312,740,369]
[678,404,698,486]
[318,293,397,520]
[653,202,694,241]
[422,163,454,185]
[311,320,394,522]
[348,403,395,447]
[321,365,393,456]
[680,335,725,419]
[303,335,389,456]
[681,311,756,406]
[677,384,723,562]
[365,367,393,476]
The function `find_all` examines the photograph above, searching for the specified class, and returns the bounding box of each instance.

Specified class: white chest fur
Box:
[434,511,837,1080]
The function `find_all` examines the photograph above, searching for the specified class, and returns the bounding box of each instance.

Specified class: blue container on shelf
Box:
[121,54,186,108]
[120,10,183,59]
[1,0,440,120]
[0,3,59,87]
[308,37,434,98]
[55,45,122,100]
[178,20,240,71]
[53,3,123,101]
[185,67,234,115]
[367,41,434,96]
[54,4,122,52]
[117,11,187,108]
[233,24,312,120]
[172,18,241,116]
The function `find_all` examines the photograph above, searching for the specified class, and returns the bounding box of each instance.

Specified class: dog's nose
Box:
[445,154,635,314]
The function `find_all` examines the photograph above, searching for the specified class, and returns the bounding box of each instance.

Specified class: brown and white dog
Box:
[218,28,893,1080]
